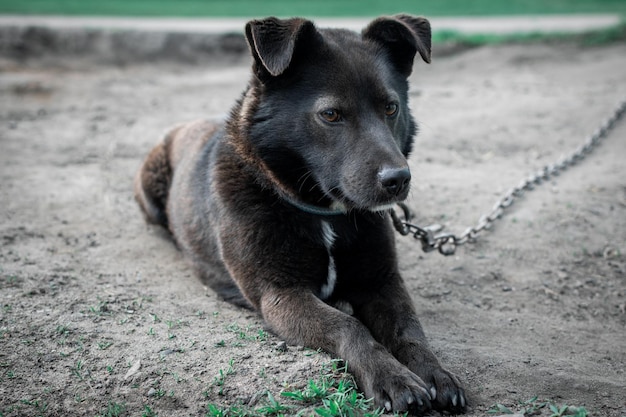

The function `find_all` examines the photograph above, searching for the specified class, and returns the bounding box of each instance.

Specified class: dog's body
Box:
[135,15,466,414]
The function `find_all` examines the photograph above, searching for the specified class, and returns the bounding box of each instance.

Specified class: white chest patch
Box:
[320,221,337,300]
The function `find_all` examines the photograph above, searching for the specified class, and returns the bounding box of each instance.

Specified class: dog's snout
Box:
[378,167,411,196]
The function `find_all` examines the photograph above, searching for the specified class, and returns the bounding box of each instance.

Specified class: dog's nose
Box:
[378,167,411,196]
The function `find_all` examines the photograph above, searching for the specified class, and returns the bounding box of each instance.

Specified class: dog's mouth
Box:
[330,200,396,214]
[281,187,402,216]
[327,188,406,214]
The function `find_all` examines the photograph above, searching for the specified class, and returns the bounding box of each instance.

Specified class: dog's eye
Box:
[320,109,342,123]
[385,103,399,117]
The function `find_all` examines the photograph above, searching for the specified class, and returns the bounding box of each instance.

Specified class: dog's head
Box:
[235,15,431,213]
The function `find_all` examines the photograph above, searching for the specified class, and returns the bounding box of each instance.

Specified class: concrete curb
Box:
[0,14,621,35]
[0,25,249,66]
[0,14,621,65]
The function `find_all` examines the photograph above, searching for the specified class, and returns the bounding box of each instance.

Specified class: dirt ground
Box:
[1,36,625,417]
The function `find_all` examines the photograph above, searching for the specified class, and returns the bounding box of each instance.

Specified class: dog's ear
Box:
[245,17,317,77]
[362,14,431,76]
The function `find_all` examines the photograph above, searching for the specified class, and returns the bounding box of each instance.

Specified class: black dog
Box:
[135,15,466,414]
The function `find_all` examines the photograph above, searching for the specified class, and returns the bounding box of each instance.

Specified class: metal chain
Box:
[391,99,626,256]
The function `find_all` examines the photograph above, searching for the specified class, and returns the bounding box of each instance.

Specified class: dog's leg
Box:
[259,288,433,414]
[351,279,467,413]
[194,260,253,309]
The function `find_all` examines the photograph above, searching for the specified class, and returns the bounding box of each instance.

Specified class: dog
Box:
[134,15,466,414]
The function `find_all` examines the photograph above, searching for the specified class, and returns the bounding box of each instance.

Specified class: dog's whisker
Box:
[297,171,313,193]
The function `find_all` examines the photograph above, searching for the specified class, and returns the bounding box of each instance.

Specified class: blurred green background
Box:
[1,0,625,17]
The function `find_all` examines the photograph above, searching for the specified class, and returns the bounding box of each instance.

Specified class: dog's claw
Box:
[460,392,466,408]
[430,386,437,400]
[384,401,392,412]
[452,394,458,407]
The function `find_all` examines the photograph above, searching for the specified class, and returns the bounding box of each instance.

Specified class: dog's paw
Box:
[363,362,432,414]
[418,365,467,413]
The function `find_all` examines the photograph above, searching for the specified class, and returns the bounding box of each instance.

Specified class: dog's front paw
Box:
[361,360,432,414]
[396,343,467,413]
[418,364,467,413]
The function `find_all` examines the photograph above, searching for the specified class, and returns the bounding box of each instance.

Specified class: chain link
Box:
[391,99,626,256]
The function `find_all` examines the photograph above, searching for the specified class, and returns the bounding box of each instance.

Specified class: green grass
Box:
[142,405,158,417]
[96,401,127,417]
[1,0,626,17]
[487,396,589,417]
[224,322,269,344]
[432,22,626,46]
[18,398,48,416]
[205,360,383,417]
[211,358,236,396]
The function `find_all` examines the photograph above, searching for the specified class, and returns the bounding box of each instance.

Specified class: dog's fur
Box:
[135,15,466,414]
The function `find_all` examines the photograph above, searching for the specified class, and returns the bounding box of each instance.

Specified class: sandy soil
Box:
[1,39,625,416]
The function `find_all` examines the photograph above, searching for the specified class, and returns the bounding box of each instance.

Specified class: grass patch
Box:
[210,358,236,396]
[18,398,48,416]
[2,0,626,17]
[432,22,626,46]
[142,405,158,417]
[488,396,589,417]
[206,360,383,417]
[225,323,269,344]
[96,401,127,417]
